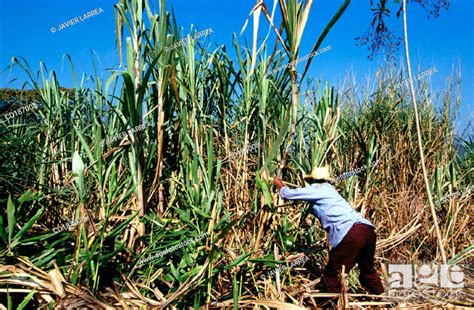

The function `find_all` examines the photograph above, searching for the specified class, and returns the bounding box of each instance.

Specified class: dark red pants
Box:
[321,223,384,294]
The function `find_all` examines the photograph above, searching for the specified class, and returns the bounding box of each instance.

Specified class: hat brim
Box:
[304,175,332,182]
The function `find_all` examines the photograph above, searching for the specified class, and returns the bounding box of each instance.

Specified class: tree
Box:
[356,0,450,59]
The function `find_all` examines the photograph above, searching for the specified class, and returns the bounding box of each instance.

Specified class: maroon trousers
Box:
[321,223,384,295]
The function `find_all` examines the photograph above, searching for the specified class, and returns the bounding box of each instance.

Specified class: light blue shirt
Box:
[279,183,374,248]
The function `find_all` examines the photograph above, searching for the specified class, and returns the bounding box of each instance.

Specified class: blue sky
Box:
[0,0,472,134]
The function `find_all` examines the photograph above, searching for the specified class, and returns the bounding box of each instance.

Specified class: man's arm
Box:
[279,186,318,201]
[273,176,317,201]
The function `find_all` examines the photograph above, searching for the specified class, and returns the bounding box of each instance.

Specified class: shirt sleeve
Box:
[279,186,317,201]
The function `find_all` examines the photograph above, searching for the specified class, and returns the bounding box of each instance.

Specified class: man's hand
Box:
[273,176,284,191]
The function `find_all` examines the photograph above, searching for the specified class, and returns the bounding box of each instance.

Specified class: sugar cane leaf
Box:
[233,275,239,310]
[7,195,15,244]
[224,252,252,270]
[17,289,36,310]
[106,211,139,239]
[11,207,44,248]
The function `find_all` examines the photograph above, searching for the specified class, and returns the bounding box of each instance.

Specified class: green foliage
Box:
[0,0,471,308]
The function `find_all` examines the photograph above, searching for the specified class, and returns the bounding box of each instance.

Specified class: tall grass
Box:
[0,0,472,308]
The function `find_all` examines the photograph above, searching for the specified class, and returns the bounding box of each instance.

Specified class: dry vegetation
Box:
[0,0,472,308]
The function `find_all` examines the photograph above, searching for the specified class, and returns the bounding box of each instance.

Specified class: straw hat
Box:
[303,166,332,182]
